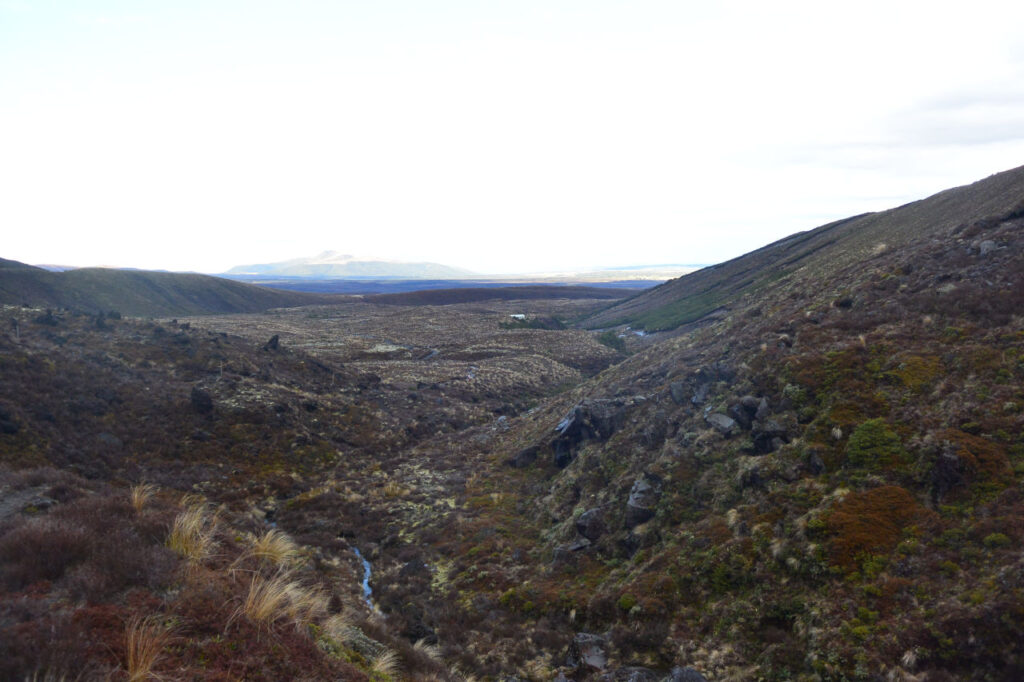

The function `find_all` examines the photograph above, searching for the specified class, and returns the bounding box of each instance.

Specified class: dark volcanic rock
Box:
[705,412,737,436]
[568,633,608,671]
[599,667,659,681]
[669,381,687,405]
[625,474,662,528]
[190,386,214,414]
[264,334,280,351]
[751,418,788,453]
[0,406,19,435]
[665,667,708,682]
[729,403,753,430]
[576,507,606,541]
[551,398,627,466]
[507,445,539,468]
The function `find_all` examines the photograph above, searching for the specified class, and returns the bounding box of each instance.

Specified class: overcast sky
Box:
[3,1,1024,274]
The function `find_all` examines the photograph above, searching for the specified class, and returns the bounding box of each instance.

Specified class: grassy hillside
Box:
[584,164,1024,331]
[0,260,342,316]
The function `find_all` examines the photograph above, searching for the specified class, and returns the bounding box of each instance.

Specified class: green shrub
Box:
[845,418,906,470]
[982,532,1011,549]
[596,331,626,352]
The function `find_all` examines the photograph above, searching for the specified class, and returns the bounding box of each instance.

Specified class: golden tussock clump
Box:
[124,615,170,682]
[234,571,327,630]
[166,502,217,564]
[129,483,158,513]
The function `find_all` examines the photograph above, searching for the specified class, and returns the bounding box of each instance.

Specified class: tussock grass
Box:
[413,638,443,663]
[248,529,301,568]
[129,483,157,513]
[323,611,361,646]
[23,671,70,682]
[124,615,169,682]
[235,571,327,630]
[166,503,216,564]
[370,648,401,678]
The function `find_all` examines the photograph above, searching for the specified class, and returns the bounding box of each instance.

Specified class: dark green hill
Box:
[0,260,341,316]
[585,164,1024,330]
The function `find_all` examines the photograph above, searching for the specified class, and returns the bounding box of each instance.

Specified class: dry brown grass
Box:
[235,571,327,631]
[124,615,169,682]
[166,503,216,564]
[129,483,157,513]
[248,529,302,568]
[370,648,401,678]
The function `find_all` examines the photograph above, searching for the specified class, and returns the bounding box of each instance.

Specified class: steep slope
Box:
[0,259,341,316]
[406,173,1023,678]
[585,164,1024,331]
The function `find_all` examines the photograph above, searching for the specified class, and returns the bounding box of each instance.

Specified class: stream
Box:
[353,547,376,610]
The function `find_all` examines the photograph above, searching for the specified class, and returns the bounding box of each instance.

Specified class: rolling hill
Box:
[0,259,342,316]
[584,164,1024,330]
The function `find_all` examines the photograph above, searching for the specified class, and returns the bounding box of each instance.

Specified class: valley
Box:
[1,167,1023,680]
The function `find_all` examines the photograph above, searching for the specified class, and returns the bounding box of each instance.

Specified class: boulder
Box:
[806,451,826,475]
[729,403,752,430]
[190,386,214,415]
[755,397,771,421]
[751,419,787,454]
[979,240,998,257]
[625,475,663,528]
[568,633,608,671]
[669,381,687,405]
[507,446,539,469]
[576,507,606,541]
[664,667,708,682]
[264,334,280,351]
[705,412,737,436]
[0,406,19,435]
[552,399,626,466]
[598,668,659,682]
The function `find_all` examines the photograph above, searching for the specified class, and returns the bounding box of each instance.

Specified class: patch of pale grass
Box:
[413,638,443,663]
[235,572,327,631]
[129,483,157,513]
[166,503,216,564]
[249,529,302,568]
[370,648,401,678]
[124,615,169,682]
[381,480,406,498]
[323,611,360,646]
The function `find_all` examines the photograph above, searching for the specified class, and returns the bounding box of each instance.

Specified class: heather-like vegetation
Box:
[1,168,1023,679]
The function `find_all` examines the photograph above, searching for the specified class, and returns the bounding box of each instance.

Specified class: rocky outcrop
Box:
[625,474,662,528]
[552,399,628,467]
[506,445,539,468]
[751,418,789,454]
[705,412,737,436]
[665,667,708,682]
[575,507,606,541]
[598,667,659,681]
[669,362,735,406]
[568,632,608,671]
[190,386,213,414]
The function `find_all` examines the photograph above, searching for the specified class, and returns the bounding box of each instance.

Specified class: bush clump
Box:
[845,418,907,471]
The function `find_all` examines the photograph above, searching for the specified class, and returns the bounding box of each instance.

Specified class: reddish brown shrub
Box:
[0,518,90,589]
[827,486,938,568]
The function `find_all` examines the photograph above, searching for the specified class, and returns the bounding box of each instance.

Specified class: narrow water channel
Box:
[353,547,376,610]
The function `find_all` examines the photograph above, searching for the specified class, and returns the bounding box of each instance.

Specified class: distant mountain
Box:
[0,259,340,316]
[584,164,1024,331]
[225,251,476,279]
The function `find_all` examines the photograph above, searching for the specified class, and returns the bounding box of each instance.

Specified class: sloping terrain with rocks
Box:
[0,166,1022,680]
